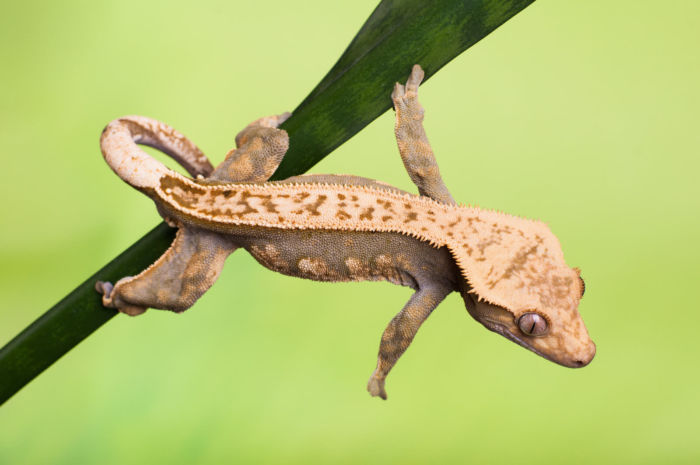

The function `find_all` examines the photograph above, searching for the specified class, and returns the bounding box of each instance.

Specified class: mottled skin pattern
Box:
[96,66,595,399]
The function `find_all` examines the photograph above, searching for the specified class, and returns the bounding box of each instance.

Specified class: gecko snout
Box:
[557,338,596,368]
[572,340,596,367]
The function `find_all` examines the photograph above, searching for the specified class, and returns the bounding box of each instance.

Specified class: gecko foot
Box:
[367,371,388,400]
[95,280,147,316]
[234,112,292,149]
[391,64,425,114]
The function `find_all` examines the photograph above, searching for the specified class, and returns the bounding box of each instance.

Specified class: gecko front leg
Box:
[367,281,452,399]
[393,65,455,205]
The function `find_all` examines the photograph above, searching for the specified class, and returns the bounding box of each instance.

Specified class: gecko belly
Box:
[232,227,459,289]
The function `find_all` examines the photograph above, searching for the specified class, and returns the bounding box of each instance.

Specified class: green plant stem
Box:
[0,0,535,405]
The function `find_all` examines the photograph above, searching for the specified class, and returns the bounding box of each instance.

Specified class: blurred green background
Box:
[1,1,699,463]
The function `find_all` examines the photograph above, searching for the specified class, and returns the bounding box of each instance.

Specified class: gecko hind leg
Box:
[392,65,455,205]
[96,226,238,315]
[367,282,452,399]
[209,112,291,183]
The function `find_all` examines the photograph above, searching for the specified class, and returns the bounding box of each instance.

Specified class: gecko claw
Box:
[367,373,388,400]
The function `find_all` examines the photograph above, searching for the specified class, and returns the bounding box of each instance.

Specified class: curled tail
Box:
[100,116,213,190]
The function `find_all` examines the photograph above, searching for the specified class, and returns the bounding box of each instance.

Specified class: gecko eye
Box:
[579,276,586,298]
[518,313,548,336]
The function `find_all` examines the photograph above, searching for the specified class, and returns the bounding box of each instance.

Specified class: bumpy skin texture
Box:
[97,66,595,399]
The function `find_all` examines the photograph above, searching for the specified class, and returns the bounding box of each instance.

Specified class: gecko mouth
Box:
[482,320,590,368]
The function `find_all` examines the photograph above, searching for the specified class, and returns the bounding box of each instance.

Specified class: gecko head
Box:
[459,270,595,368]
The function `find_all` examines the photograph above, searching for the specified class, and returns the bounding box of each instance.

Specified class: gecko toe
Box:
[119,305,148,316]
[405,64,425,94]
[391,82,405,103]
[95,280,113,298]
[276,112,292,127]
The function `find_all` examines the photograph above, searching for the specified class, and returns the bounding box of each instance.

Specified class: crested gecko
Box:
[96,65,595,399]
